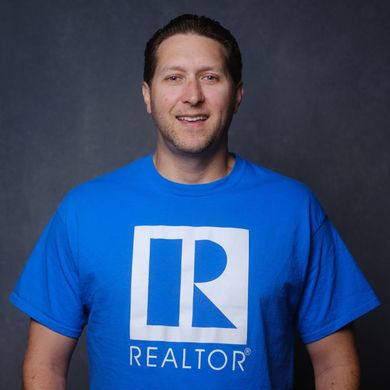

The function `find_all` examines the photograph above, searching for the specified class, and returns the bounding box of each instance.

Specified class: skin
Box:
[306,325,360,389]
[142,33,243,184]
[22,319,76,389]
[22,32,360,389]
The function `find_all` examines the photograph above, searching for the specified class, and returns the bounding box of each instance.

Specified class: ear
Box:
[233,82,244,113]
[142,81,152,114]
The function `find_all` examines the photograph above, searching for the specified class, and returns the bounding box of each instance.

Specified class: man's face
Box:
[142,33,243,155]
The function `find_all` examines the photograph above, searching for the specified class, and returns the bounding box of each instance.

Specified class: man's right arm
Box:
[22,319,78,390]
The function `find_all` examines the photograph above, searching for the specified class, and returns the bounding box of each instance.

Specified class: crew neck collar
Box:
[145,153,245,197]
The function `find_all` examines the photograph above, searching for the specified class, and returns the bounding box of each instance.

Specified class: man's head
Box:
[144,14,242,87]
[142,15,244,156]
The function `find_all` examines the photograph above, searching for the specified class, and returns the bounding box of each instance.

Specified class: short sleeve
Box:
[10,207,87,338]
[296,217,380,343]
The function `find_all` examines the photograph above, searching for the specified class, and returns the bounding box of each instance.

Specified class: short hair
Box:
[144,14,242,86]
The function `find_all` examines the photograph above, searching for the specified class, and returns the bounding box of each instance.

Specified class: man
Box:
[11,14,379,389]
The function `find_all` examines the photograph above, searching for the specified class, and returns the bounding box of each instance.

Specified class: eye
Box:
[166,75,181,82]
[203,74,219,82]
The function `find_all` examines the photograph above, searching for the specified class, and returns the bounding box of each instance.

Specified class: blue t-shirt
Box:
[11,155,380,389]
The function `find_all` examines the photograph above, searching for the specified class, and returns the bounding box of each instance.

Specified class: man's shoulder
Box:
[58,155,151,211]
[76,155,149,190]
[240,157,314,201]
[239,157,325,227]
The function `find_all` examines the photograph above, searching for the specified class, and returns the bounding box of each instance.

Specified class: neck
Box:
[153,146,235,185]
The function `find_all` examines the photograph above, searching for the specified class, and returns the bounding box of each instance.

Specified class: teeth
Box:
[177,116,207,122]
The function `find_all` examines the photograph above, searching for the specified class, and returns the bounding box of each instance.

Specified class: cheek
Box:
[163,96,172,106]
[207,89,234,110]
[154,91,179,110]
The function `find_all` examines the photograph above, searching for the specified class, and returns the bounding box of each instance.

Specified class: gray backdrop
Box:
[1,0,389,388]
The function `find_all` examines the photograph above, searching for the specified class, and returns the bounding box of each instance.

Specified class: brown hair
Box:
[144,14,242,85]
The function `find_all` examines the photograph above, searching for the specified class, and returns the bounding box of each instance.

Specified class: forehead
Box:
[155,33,228,72]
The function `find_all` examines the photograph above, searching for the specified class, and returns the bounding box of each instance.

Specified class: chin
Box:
[171,139,220,156]
[159,127,225,156]
[173,145,210,155]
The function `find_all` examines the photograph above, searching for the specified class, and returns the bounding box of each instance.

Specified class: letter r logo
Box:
[130,226,249,345]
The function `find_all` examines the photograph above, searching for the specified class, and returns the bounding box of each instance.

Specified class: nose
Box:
[182,79,205,106]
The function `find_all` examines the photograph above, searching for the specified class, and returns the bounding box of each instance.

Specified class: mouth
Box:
[176,114,209,123]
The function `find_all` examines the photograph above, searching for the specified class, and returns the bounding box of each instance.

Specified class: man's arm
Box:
[305,324,360,390]
[22,319,78,390]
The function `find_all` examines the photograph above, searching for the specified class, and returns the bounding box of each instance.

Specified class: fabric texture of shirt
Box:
[10,155,380,389]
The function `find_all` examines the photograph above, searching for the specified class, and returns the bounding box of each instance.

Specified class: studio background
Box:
[1,0,388,388]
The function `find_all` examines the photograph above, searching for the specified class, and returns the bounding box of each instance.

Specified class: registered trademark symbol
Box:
[244,348,251,356]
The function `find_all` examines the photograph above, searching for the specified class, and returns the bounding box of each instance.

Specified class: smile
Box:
[176,115,208,122]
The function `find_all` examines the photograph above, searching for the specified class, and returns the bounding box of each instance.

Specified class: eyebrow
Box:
[160,65,226,74]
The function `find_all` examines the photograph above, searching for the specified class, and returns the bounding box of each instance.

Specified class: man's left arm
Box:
[305,324,360,390]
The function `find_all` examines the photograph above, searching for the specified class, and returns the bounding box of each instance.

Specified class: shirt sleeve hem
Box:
[9,292,82,339]
[300,297,381,344]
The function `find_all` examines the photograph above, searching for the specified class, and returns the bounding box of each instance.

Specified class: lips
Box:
[176,115,208,122]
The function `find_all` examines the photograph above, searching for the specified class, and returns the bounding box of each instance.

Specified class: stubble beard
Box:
[152,107,235,157]
[156,124,224,156]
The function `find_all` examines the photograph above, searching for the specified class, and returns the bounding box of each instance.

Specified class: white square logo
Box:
[130,226,249,345]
